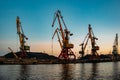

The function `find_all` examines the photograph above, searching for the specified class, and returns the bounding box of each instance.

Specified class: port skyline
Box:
[0,0,120,57]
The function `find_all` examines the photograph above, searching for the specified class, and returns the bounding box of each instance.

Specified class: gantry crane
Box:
[16,16,30,58]
[52,10,76,60]
[112,33,118,58]
[79,24,99,58]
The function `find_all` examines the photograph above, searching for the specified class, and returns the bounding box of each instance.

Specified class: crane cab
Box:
[66,44,74,48]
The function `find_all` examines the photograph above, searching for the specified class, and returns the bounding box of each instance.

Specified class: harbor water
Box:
[0,62,120,80]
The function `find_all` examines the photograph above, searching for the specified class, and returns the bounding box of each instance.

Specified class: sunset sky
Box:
[0,0,120,57]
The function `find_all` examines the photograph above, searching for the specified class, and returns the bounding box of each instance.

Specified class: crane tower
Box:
[79,24,99,59]
[112,33,118,57]
[52,10,76,60]
[16,16,30,58]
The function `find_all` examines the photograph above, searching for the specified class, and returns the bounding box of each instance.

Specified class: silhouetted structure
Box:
[79,24,99,60]
[16,16,30,58]
[52,10,76,60]
[112,33,119,60]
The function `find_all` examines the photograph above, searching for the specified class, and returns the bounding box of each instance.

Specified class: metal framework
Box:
[52,10,76,60]
[112,33,118,56]
[16,16,30,58]
[79,24,99,58]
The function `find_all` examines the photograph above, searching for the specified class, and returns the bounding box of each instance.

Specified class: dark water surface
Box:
[0,62,120,80]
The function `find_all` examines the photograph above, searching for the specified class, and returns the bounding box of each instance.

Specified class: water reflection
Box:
[80,63,85,79]
[112,62,120,80]
[60,63,99,80]
[0,62,120,80]
[88,63,98,80]
[60,64,74,80]
[79,63,98,80]
[18,65,29,80]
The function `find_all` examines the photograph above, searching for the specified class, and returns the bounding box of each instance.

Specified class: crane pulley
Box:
[79,24,99,58]
[52,10,76,60]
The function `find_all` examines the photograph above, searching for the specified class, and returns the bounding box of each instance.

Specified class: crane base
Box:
[58,48,76,60]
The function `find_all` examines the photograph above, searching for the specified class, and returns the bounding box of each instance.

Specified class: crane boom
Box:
[83,33,89,50]
[52,10,65,41]
[16,16,27,49]
[8,47,18,59]
[52,28,62,48]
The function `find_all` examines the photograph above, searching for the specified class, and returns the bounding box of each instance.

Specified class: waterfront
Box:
[0,62,120,80]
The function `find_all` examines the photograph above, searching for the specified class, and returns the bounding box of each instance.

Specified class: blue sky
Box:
[0,0,120,57]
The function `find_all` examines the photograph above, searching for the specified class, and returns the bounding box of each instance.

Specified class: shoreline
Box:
[0,58,119,65]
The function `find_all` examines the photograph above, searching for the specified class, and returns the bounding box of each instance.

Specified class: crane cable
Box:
[52,25,53,55]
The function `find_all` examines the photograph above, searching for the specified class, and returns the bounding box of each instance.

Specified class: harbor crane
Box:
[52,10,76,60]
[79,24,99,58]
[16,16,30,58]
[112,33,118,59]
